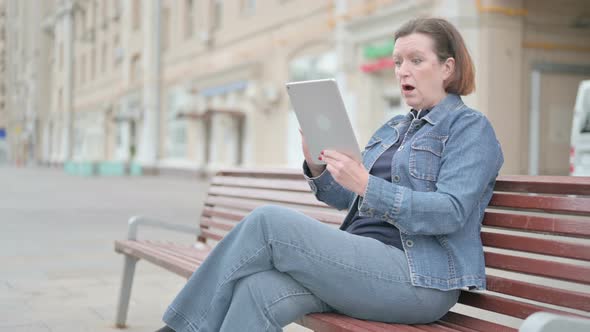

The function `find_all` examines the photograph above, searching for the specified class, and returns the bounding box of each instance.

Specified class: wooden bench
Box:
[114,168,590,331]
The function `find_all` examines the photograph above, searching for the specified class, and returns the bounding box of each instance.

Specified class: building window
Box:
[93,1,98,27]
[81,55,86,84]
[132,0,141,30]
[103,0,108,25]
[185,0,194,39]
[77,8,86,40]
[166,89,188,158]
[59,43,63,71]
[113,34,121,67]
[241,0,256,15]
[131,54,141,83]
[58,88,63,111]
[212,0,223,31]
[289,52,337,82]
[112,0,121,20]
[162,8,170,51]
[91,47,96,80]
[101,43,108,73]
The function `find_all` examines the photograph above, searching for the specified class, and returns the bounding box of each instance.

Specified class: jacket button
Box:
[392,175,400,183]
[309,182,317,193]
[405,240,414,247]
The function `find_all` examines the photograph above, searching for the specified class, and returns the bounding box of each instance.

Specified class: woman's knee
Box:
[234,271,325,326]
[245,205,295,229]
[233,270,297,307]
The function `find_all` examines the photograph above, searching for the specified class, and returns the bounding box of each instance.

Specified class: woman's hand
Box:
[321,150,369,196]
[299,129,326,177]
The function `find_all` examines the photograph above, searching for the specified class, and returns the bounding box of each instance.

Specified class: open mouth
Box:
[402,84,415,91]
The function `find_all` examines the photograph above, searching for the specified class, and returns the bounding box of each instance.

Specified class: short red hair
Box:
[394,17,475,95]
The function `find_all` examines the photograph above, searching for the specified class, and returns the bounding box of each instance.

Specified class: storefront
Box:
[114,92,142,162]
[72,108,107,162]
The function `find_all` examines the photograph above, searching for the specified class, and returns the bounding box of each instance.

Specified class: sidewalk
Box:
[0,166,309,331]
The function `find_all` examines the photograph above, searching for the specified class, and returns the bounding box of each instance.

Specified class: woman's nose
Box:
[396,61,409,77]
[396,64,410,77]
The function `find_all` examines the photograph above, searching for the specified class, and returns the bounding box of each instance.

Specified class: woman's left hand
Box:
[321,150,369,196]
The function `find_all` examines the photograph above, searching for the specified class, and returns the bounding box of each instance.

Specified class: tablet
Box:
[286,79,361,165]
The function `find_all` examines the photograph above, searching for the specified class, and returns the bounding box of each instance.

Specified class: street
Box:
[1,166,209,331]
[0,166,311,331]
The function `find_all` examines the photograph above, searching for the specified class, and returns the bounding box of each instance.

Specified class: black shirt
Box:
[343,109,431,250]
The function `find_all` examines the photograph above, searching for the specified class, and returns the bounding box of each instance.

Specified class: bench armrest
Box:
[127,216,200,240]
[519,312,590,332]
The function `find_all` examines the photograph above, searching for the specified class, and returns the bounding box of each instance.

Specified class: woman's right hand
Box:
[300,129,326,177]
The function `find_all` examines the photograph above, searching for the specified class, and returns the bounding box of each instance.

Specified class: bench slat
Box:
[483,211,590,237]
[484,252,590,284]
[435,321,479,332]
[481,231,590,260]
[202,206,343,225]
[205,196,344,222]
[440,312,516,332]
[486,275,590,311]
[144,241,208,266]
[201,217,235,232]
[211,175,311,192]
[126,241,204,268]
[205,195,339,214]
[411,324,466,332]
[489,193,590,215]
[494,175,590,195]
[458,291,577,320]
[200,227,225,242]
[218,167,305,179]
[298,313,426,332]
[208,185,329,208]
[115,240,197,278]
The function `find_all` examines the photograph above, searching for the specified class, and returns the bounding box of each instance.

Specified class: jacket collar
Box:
[387,93,463,128]
[422,94,463,125]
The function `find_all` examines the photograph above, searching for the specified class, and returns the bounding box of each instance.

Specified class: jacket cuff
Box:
[358,175,405,226]
[302,161,330,194]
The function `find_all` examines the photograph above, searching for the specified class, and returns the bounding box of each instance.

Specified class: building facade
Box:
[4,0,590,175]
[3,0,54,166]
[0,0,7,163]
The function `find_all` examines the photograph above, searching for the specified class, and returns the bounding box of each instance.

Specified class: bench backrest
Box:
[199,168,590,324]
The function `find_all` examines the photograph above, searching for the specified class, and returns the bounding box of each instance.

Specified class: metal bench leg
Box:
[115,255,139,328]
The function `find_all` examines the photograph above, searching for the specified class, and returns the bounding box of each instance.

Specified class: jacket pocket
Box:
[361,137,382,157]
[409,135,447,182]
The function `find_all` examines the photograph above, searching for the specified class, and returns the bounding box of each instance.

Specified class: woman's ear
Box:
[442,57,455,81]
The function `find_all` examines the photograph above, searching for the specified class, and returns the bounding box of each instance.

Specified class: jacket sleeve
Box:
[357,113,504,235]
[303,161,356,210]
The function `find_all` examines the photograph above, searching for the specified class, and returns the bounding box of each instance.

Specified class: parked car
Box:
[570,80,590,176]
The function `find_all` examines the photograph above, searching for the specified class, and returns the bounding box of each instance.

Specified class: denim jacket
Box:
[304,94,503,291]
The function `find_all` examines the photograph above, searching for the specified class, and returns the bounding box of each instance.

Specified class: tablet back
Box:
[286,79,361,165]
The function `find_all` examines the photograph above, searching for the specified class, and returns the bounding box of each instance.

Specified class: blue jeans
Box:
[163,205,460,332]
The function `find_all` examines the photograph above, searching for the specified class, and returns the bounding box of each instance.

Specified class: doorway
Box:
[529,64,590,175]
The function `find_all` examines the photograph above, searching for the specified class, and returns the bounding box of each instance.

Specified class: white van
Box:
[570,80,590,176]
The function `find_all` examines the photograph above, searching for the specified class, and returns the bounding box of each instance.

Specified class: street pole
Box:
[60,1,75,162]
[136,0,161,167]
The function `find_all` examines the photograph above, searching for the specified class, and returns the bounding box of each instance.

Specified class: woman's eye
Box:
[412,58,422,65]
[394,60,402,67]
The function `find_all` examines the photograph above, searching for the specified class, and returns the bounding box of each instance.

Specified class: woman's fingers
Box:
[321,150,351,163]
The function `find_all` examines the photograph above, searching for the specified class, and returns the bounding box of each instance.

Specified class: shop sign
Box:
[199,80,249,97]
[361,41,395,73]
[360,58,395,73]
[363,41,394,60]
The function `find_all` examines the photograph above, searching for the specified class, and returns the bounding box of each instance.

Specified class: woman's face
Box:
[393,33,454,110]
